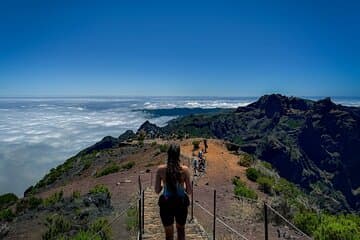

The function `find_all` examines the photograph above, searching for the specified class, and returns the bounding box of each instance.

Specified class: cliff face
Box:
[161,94,360,212]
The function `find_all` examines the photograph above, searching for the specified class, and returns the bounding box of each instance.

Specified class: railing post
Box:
[150,172,153,187]
[191,180,194,221]
[264,202,268,240]
[142,189,145,234]
[213,190,216,240]
[138,196,142,240]
[138,175,142,194]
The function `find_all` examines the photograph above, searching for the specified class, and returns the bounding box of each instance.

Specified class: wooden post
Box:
[142,190,145,234]
[213,190,216,240]
[150,172,153,187]
[138,197,142,240]
[264,202,268,240]
[191,180,194,221]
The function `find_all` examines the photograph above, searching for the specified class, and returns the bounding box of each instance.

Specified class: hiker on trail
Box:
[204,139,208,153]
[155,144,192,240]
[192,157,198,175]
[198,150,203,159]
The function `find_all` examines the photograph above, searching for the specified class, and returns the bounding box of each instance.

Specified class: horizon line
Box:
[0,94,359,99]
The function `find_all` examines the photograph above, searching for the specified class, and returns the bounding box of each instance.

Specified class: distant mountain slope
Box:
[150,94,360,212]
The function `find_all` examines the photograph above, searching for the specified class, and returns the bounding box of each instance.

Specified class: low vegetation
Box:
[42,214,71,240]
[0,193,18,209]
[192,140,200,150]
[72,190,81,200]
[16,196,43,213]
[120,161,135,170]
[245,166,275,194]
[246,168,261,181]
[137,130,146,142]
[89,184,110,195]
[0,208,15,221]
[261,161,272,170]
[232,177,258,200]
[44,190,64,206]
[294,212,360,240]
[70,230,100,240]
[96,164,120,178]
[42,214,111,240]
[257,176,275,195]
[125,206,138,232]
[88,218,111,240]
[238,153,254,167]
[159,144,169,153]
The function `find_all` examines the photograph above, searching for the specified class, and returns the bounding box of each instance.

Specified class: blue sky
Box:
[0,0,359,97]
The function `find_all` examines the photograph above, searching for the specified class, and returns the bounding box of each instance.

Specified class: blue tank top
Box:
[163,182,186,198]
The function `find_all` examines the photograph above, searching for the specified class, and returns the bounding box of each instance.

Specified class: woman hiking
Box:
[155,144,192,240]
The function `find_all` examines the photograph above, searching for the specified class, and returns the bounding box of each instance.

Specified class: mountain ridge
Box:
[135,94,360,212]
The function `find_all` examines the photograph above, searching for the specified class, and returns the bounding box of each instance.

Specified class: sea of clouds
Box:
[0,96,359,196]
[0,96,255,196]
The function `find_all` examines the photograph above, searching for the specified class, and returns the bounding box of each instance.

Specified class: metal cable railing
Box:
[265,203,312,240]
[194,199,250,240]
[186,147,313,240]
[90,197,139,240]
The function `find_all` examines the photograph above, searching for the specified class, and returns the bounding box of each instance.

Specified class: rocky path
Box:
[142,188,209,240]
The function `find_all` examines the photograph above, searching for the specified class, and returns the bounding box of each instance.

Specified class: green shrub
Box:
[314,215,360,240]
[70,230,100,240]
[126,206,138,232]
[238,153,254,167]
[120,161,135,170]
[159,144,169,153]
[192,140,200,150]
[138,140,144,147]
[232,178,258,200]
[293,211,320,235]
[137,130,146,141]
[96,164,120,177]
[28,196,43,209]
[16,196,43,213]
[42,214,71,240]
[246,168,261,182]
[293,212,360,239]
[82,159,92,170]
[72,190,81,199]
[274,178,302,200]
[261,161,273,170]
[43,190,63,206]
[89,185,110,195]
[89,218,111,240]
[0,193,18,209]
[0,208,15,221]
[151,141,157,147]
[257,176,275,195]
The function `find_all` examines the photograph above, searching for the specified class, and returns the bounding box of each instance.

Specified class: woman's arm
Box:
[154,166,163,194]
[183,166,192,195]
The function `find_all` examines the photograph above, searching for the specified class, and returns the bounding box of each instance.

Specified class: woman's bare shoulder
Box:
[181,165,189,170]
[157,164,167,172]
[181,165,190,174]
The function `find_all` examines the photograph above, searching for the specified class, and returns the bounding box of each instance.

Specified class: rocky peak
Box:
[238,94,312,117]
[118,130,136,142]
[314,97,337,113]
[247,94,289,118]
[137,120,162,138]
